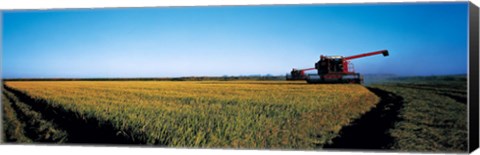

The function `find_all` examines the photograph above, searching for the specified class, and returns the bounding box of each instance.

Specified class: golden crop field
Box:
[4,81,379,149]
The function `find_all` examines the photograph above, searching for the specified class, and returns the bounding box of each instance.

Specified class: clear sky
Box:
[2,2,469,78]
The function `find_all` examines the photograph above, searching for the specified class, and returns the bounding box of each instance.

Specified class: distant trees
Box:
[4,75,287,81]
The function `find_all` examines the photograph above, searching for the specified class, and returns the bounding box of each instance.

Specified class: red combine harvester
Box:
[286,68,316,80]
[287,49,389,84]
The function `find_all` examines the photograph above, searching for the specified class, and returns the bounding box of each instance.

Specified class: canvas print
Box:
[1,2,475,153]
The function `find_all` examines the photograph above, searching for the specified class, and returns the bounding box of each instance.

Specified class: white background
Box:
[0,0,478,155]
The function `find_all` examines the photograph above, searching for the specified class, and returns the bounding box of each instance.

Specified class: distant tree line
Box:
[3,75,287,81]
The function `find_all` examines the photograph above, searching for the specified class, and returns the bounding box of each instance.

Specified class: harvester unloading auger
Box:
[287,49,389,84]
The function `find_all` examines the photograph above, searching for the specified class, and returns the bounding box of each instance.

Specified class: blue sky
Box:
[2,2,469,78]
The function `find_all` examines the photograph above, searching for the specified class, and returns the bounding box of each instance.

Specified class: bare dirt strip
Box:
[323,87,404,150]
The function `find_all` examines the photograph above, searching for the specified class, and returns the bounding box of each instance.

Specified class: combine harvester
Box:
[286,68,316,80]
[287,50,389,84]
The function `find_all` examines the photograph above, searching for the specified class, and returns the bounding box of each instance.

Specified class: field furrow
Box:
[2,92,32,143]
[2,88,67,143]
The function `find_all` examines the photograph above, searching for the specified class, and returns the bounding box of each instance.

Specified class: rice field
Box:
[3,81,379,149]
